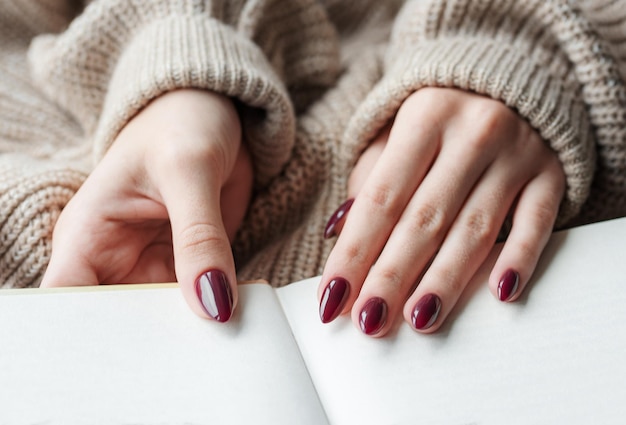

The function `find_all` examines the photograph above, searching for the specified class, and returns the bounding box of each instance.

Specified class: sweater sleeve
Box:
[27,0,341,186]
[0,0,341,288]
[345,0,626,226]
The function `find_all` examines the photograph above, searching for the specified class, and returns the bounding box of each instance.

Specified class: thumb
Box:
[161,166,238,323]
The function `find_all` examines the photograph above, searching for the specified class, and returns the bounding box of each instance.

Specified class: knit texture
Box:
[1,0,626,288]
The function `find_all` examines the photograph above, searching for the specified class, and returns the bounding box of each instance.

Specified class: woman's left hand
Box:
[319,88,566,336]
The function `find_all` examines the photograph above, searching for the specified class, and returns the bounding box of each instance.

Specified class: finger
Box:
[347,126,390,198]
[118,229,176,284]
[159,156,238,323]
[41,249,100,288]
[322,128,388,240]
[40,182,109,288]
[318,99,442,324]
[347,126,498,336]
[401,156,531,334]
[489,159,565,302]
[41,197,167,287]
[41,152,169,288]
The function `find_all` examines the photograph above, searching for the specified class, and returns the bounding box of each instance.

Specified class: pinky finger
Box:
[488,164,566,302]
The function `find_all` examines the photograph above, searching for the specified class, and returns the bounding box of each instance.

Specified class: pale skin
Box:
[41,89,253,321]
[41,87,565,335]
[319,87,565,336]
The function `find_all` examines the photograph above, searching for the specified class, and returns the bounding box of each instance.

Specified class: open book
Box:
[1,217,626,424]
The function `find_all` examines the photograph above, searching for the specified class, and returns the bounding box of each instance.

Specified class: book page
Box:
[276,217,626,425]
[0,283,328,425]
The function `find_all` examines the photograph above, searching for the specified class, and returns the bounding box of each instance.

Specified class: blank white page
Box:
[277,217,626,425]
[0,283,328,425]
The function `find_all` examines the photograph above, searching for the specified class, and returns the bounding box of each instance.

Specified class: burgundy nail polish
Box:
[359,297,388,335]
[319,277,350,323]
[324,199,354,239]
[195,270,234,323]
[498,269,520,302]
[411,294,441,330]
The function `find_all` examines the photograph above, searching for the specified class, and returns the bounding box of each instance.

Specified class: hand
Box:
[41,89,253,323]
[319,88,565,336]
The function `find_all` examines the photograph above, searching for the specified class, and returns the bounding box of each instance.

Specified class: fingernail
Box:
[498,269,519,302]
[319,277,350,323]
[195,270,234,323]
[359,297,388,335]
[411,294,441,330]
[324,199,354,239]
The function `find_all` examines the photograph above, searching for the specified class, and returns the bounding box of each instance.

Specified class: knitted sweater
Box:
[1,0,625,289]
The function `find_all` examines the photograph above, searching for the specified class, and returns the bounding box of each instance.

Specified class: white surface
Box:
[0,284,328,425]
[2,217,625,425]
[277,217,626,425]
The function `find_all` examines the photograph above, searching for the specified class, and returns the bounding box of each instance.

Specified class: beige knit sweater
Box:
[1,0,625,289]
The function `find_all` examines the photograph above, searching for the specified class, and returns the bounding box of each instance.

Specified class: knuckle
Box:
[408,203,446,239]
[530,201,558,229]
[394,90,446,135]
[154,137,227,179]
[462,209,498,246]
[407,87,441,107]
[474,98,508,122]
[153,140,192,169]
[342,241,368,265]
[465,102,510,151]
[374,266,405,293]
[360,183,403,220]
[176,222,228,257]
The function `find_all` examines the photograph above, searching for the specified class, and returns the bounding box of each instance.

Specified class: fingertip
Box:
[171,234,240,323]
[356,296,388,337]
[178,267,238,323]
[410,293,442,333]
[323,199,354,239]
[319,277,350,323]
[193,269,236,322]
[163,181,239,323]
[401,292,444,334]
[495,268,520,302]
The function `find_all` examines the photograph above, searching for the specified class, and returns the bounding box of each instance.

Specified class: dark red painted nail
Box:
[319,277,350,323]
[359,297,388,335]
[411,294,441,330]
[324,199,354,239]
[195,270,234,323]
[498,269,519,302]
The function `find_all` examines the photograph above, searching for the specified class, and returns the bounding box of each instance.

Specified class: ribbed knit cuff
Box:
[0,156,85,288]
[29,13,296,187]
[345,39,595,224]
[93,17,295,186]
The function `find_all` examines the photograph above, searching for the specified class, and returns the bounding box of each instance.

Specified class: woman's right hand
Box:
[41,89,253,323]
